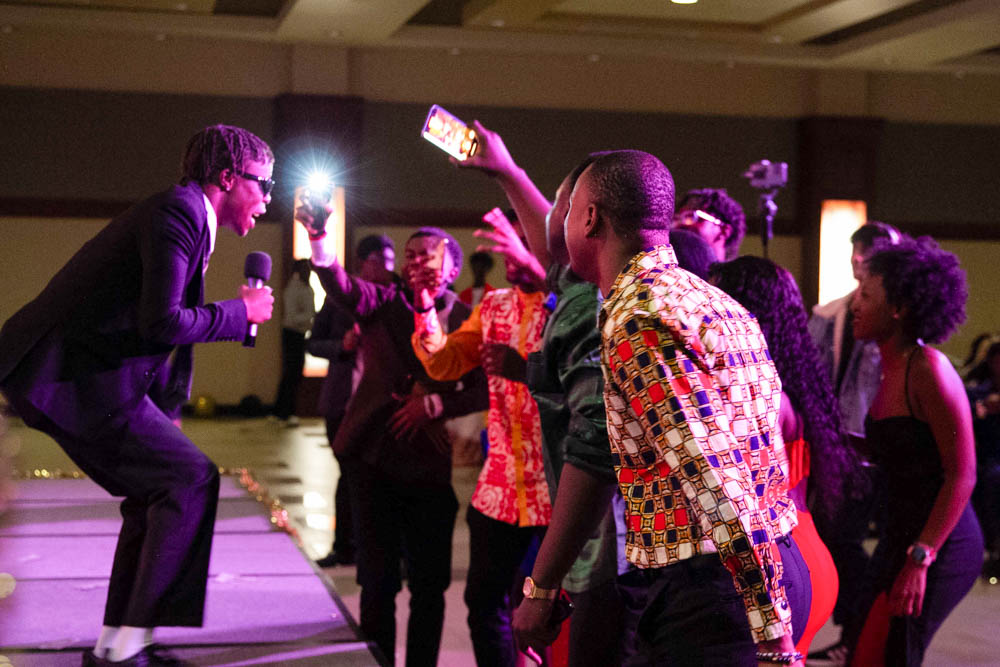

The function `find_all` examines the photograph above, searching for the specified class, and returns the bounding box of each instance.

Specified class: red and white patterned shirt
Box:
[413,287,551,527]
[600,245,797,642]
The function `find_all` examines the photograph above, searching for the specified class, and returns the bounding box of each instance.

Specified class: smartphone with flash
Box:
[421,104,479,161]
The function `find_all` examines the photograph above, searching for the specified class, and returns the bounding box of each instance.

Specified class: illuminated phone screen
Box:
[421,105,478,161]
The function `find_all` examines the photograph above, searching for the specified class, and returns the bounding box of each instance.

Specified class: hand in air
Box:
[475,208,546,289]
[450,121,518,177]
[293,200,332,237]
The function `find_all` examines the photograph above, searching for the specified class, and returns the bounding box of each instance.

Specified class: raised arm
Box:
[452,121,554,268]
[411,302,485,382]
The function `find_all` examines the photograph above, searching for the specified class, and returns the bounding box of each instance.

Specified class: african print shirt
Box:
[414,287,551,527]
[600,245,797,642]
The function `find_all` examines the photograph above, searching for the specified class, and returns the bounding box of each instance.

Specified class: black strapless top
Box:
[865,414,943,546]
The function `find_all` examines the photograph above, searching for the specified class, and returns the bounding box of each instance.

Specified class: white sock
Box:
[94,625,119,658]
[106,625,151,662]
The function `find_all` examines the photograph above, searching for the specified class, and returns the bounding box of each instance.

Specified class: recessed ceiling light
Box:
[768,34,783,43]
[154,33,167,41]
[449,47,461,56]
[587,54,601,63]
[174,2,188,10]
[671,0,698,4]
[490,19,505,28]
[328,29,342,38]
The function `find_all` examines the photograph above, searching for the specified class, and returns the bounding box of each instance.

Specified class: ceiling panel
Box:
[551,0,812,24]
[1,0,997,74]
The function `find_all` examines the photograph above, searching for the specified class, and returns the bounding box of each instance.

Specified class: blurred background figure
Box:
[964,336,1000,581]
[669,226,717,280]
[459,250,496,307]
[271,258,315,426]
[806,220,901,666]
[672,187,746,262]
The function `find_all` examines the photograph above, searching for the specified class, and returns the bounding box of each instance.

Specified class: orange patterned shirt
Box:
[600,245,796,642]
[414,288,551,527]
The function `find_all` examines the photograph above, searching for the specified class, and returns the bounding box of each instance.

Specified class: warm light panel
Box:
[818,199,867,305]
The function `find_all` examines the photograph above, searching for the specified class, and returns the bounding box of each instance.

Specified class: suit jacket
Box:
[313,263,488,486]
[808,291,881,436]
[0,181,248,434]
[307,298,359,425]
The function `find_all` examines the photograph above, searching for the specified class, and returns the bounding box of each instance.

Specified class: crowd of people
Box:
[0,122,992,667]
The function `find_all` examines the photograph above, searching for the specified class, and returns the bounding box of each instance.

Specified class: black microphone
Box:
[243,251,272,348]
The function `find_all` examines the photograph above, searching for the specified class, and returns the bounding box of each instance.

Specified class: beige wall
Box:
[3,218,995,404]
[1,29,998,125]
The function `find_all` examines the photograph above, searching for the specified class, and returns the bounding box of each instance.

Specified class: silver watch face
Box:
[911,545,930,563]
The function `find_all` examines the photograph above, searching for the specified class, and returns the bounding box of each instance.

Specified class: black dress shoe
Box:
[316,550,356,567]
[97,644,190,666]
[82,650,103,667]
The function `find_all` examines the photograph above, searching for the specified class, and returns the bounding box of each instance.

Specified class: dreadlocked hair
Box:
[181,124,273,186]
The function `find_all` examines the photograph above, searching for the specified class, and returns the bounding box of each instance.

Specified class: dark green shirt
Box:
[527,264,620,591]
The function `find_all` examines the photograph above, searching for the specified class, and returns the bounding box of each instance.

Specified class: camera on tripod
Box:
[743,160,788,190]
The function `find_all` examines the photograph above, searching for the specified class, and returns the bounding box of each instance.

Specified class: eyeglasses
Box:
[237,170,275,197]
[674,209,724,228]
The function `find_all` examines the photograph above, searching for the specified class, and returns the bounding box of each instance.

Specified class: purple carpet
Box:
[0,476,381,665]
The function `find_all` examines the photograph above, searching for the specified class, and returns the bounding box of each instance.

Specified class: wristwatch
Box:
[907,542,937,567]
[522,576,559,600]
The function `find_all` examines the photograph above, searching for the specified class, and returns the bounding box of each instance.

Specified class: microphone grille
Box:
[244,251,272,281]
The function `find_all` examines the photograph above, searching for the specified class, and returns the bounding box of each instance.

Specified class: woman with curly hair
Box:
[848,236,982,666]
[710,256,853,654]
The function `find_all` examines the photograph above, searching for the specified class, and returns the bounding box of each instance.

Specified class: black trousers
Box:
[325,414,355,558]
[617,536,810,667]
[10,392,219,627]
[343,457,458,667]
[273,328,306,419]
[464,505,546,667]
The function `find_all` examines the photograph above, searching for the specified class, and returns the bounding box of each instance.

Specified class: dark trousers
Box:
[273,328,306,419]
[817,464,885,628]
[344,458,458,667]
[10,392,219,627]
[567,578,625,667]
[325,414,355,558]
[619,555,756,667]
[464,505,546,667]
[618,536,809,667]
[847,504,983,666]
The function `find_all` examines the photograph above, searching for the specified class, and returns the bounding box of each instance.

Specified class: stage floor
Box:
[1,469,380,664]
[3,415,999,666]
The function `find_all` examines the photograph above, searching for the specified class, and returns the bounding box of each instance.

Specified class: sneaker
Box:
[807,641,848,666]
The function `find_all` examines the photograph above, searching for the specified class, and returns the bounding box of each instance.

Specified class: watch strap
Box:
[523,576,559,600]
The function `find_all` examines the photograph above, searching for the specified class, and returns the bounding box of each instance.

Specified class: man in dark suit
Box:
[0,124,275,665]
[296,204,488,666]
[312,233,397,568]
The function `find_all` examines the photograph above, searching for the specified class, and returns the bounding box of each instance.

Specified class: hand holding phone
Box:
[421,104,479,161]
[293,185,331,237]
